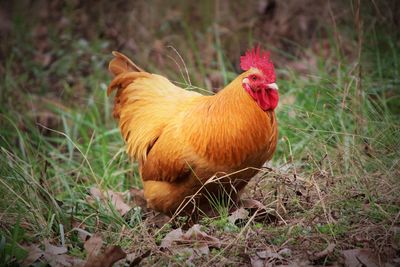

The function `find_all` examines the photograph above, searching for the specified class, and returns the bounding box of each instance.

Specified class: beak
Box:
[267,83,279,90]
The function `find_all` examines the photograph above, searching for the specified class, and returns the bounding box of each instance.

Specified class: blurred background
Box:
[1,0,398,98]
[0,0,399,265]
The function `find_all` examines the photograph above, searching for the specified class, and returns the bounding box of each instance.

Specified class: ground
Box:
[0,0,399,266]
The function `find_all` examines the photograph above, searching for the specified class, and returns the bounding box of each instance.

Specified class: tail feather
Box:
[108,51,144,76]
[107,51,200,162]
[107,71,151,96]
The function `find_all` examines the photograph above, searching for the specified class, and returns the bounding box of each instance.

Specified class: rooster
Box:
[107,47,279,214]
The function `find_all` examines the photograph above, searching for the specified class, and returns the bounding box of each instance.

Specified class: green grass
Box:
[0,1,399,265]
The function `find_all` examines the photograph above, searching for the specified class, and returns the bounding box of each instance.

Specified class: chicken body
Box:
[108,51,278,214]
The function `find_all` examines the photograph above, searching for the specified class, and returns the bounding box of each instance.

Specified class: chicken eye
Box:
[252,76,257,81]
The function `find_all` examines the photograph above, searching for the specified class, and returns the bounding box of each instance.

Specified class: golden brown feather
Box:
[107,52,278,214]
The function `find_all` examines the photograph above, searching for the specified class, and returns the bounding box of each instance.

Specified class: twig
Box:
[167,45,191,86]
[310,242,336,261]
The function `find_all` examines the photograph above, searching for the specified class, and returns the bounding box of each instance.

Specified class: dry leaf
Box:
[84,234,103,258]
[310,243,335,261]
[256,248,283,261]
[341,249,379,267]
[239,198,276,223]
[43,240,85,267]
[89,187,102,200]
[84,246,126,267]
[181,224,221,249]
[180,224,220,255]
[89,187,131,216]
[228,207,249,224]
[160,224,221,256]
[240,199,266,210]
[46,254,85,267]
[82,233,126,267]
[107,190,131,215]
[250,256,264,267]
[44,240,67,255]
[22,244,43,266]
[160,228,183,248]
[74,228,90,242]
[250,247,287,266]
[146,212,171,228]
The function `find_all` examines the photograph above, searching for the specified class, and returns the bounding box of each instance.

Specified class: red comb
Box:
[240,46,276,83]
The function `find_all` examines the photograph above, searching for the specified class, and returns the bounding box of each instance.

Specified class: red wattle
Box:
[243,84,278,111]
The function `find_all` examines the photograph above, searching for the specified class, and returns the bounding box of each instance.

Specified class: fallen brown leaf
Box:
[310,243,335,261]
[239,198,276,223]
[256,249,283,261]
[74,227,91,242]
[240,199,266,210]
[82,232,127,267]
[22,244,43,266]
[341,249,379,267]
[160,224,221,256]
[228,207,249,224]
[44,240,67,255]
[89,187,103,200]
[43,240,85,267]
[250,247,288,267]
[84,234,103,258]
[146,212,171,228]
[160,228,183,248]
[89,187,131,216]
[181,224,221,249]
[250,256,264,267]
[84,246,126,267]
[107,190,131,215]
